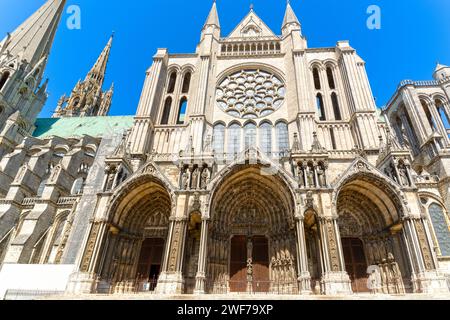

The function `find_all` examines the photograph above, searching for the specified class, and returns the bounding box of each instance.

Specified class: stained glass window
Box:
[429,204,450,256]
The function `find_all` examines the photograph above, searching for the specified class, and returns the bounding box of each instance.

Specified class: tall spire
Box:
[204,1,220,29]
[282,1,302,35]
[0,0,66,67]
[283,1,300,27]
[87,34,114,84]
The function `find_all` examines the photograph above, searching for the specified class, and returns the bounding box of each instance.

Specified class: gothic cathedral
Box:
[0,0,449,298]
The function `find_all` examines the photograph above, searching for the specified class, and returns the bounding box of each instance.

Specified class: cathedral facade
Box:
[0,0,449,298]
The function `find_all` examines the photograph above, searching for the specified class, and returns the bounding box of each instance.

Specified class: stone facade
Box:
[0,1,449,298]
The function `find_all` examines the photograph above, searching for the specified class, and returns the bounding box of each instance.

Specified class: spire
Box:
[0,0,66,67]
[283,1,301,28]
[204,1,220,29]
[433,61,450,80]
[435,62,448,72]
[87,34,113,83]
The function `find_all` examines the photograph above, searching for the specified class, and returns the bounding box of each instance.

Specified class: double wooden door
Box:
[136,238,165,281]
[342,238,369,293]
[229,235,270,292]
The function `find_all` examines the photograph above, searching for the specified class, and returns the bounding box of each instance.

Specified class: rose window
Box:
[216,69,286,119]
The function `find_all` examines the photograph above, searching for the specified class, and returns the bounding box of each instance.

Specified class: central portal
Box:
[208,165,298,294]
[229,235,269,293]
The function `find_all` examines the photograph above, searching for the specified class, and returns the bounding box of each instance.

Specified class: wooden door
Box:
[252,236,270,292]
[229,236,247,292]
[136,238,165,281]
[342,238,369,293]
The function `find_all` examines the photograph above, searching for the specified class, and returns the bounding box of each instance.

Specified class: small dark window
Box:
[0,71,10,90]
[331,93,342,120]
[313,68,321,90]
[182,72,191,94]
[161,97,172,125]
[177,98,188,125]
[316,93,326,121]
[327,67,336,90]
[330,128,337,150]
[167,72,177,94]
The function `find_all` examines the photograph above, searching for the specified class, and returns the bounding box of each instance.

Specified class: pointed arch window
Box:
[421,99,437,131]
[313,68,321,90]
[182,72,191,94]
[46,214,69,264]
[228,123,241,155]
[167,72,177,94]
[244,122,257,149]
[435,99,450,135]
[331,92,342,120]
[213,123,225,154]
[326,67,336,90]
[71,177,86,195]
[0,71,10,91]
[37,178,48,198]
[402,107,420,154]
[177,98,188,125]
[316,93,326,121]
[276,122,289,152]
[161,97,172,125]
[259,122,272,155]
[428,204,450,256]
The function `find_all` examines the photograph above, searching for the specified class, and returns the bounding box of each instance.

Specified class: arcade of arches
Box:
[78,166,441,295]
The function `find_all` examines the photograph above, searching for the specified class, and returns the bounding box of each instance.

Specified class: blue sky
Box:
[1,0,449,118]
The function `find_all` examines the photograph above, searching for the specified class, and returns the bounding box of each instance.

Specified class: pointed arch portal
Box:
[98,176,172,292]
[208,165,297,294]
[336,174,411,293]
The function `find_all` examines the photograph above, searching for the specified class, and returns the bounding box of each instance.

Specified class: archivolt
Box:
[210,165,296,231]
[336,175,404,235]
[107,175,172,234]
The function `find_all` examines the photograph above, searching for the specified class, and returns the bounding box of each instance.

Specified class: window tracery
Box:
[216,69,285,119]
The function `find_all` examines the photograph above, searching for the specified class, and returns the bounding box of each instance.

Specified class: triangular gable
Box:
[227,11,278,39]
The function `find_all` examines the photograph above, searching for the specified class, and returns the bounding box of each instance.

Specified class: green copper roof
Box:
[33,116,135,139]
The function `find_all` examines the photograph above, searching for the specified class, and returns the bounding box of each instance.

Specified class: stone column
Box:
[402,217,449,293]
[295,216,312,294]
[194,216,210,294]
[155,216,188,294]
[65,219,110,294]
[318,216,352,295]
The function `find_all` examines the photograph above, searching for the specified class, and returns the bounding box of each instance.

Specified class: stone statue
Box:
[398,164,409,186]
[181,170,190,190]
[367,266,382,294]
[297,165,305,187]
[401,129,410,148]
[389,164,398,183]
[387,253,405,294]
[316,165,326,188]
[105,172,115,191]
[307,166,315,187]
[379,259,389,294]
[191,168,199,189]
[200,168,210,189]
